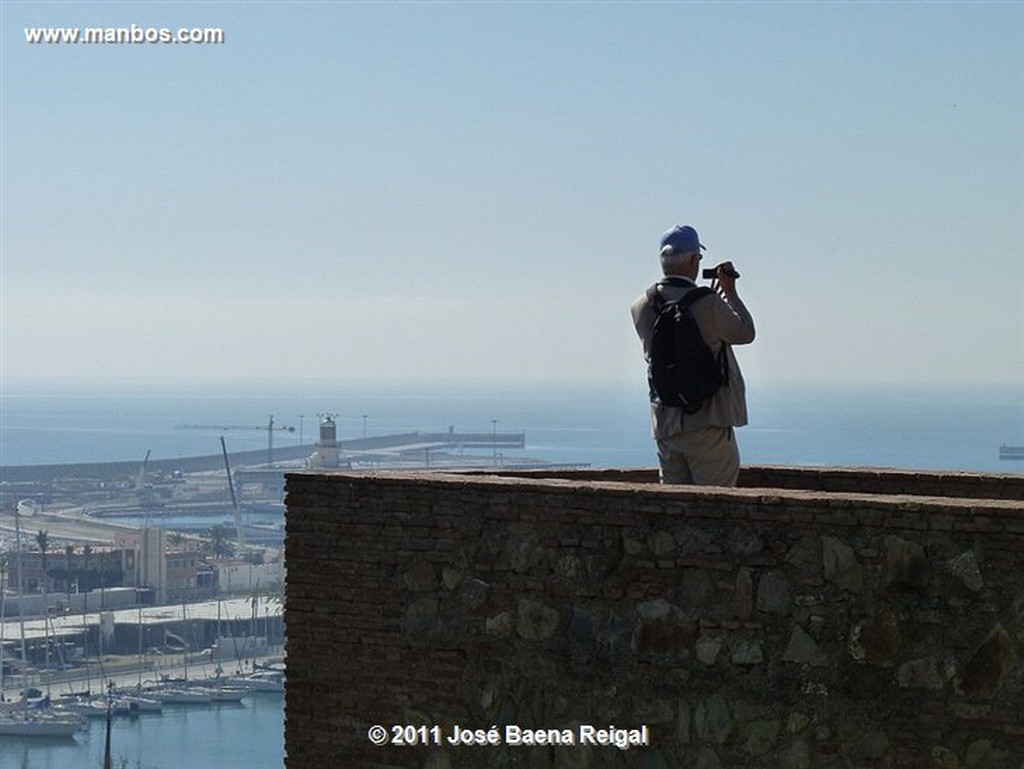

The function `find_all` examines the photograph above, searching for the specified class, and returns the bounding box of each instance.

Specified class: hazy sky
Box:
[2,2,1022,390]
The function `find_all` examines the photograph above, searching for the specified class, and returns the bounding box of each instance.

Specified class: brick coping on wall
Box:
[285,466,1024,547]
[458,465,1024,501]
[289,464,1023,516]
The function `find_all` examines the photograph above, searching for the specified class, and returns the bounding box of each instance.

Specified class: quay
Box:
[1,596,283,698]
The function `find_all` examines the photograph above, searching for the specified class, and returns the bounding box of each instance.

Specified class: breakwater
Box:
[0,431,528,484]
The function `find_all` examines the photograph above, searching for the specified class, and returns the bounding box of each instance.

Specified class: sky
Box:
[1,1,1022,391]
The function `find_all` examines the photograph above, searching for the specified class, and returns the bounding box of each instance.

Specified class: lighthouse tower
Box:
[308,414,340,468]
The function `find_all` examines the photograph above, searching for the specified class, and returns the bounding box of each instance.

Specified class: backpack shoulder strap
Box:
[676,285,714,310]
[645,283,665,311]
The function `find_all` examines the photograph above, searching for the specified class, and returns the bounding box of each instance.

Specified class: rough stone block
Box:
[897,655,950,691]
[885,535,930,588]
[695,633,724,666]
[731,637,764,665]
[848,608,901,667]
[744,718,781,757]
[485,611,514,638]
[681,568,716,607]
[676,698,692,744]
[734,567,754,621]
[694,694,731,744]
[756,569,793,615]
[404,559,439,592]
[964,738,1009,769]
[648,530,675,556]
[459,577,489,609]
[947,550,985,592]
[822,535,864,593]
[633,599,697,659]
[402,597,439,639]
[782,625,828,667]
[959,624,1016,699]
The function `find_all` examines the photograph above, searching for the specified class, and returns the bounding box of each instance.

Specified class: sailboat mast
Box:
[15,509,26,699]
[182,603,188,682]
[0,557,6,700]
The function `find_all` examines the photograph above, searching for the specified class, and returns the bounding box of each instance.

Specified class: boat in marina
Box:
[140,676,249,705]
[56,695,128,719]
[58,691,163,718]
[225,669,284,693]
[204,685,250,703]
[120,693,164,713]
[0,716,83,738]
[0,706,85,738]
[144,685,213,705]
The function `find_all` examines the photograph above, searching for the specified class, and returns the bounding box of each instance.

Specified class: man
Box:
[630,224,756,486]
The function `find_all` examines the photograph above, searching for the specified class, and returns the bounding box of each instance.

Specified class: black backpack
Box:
[645,279,728,414]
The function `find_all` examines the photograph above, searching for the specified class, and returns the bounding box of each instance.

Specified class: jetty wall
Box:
[283,467,1024,769]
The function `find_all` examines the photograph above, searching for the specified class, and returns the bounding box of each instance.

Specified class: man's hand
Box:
[711,261,739,298]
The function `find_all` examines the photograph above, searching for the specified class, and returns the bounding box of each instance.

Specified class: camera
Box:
[703,266,740,280]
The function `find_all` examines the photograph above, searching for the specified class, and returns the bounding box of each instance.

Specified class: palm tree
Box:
[65,544,75,604]
[35,530,50,594]
[83,544,93,611]
[207,525,235,559]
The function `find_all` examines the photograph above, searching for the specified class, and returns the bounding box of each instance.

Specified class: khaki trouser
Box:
[656,425,740,486]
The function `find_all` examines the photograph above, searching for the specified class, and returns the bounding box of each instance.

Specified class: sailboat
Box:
[223,668,284,693]
[139,604,233,706]
[0,706,85,737]
[110,546,163,714]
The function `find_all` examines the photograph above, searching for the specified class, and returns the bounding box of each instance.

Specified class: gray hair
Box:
[660,245,696,274]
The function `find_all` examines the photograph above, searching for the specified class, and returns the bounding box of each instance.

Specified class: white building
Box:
[214,559,285,595]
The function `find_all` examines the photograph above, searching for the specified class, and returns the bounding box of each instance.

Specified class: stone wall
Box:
[284,468,1024,769]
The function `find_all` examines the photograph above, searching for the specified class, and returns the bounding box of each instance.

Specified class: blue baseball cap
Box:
[659,225,705,254]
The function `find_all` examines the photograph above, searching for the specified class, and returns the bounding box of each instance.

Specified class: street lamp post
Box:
[103,680,114,769]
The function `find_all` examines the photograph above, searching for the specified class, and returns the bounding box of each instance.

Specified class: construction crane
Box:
[221,437,245,549]
[135,450,151,490]
[175,416,296,466]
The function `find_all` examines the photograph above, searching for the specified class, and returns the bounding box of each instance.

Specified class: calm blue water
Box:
[0,694,284,769]
[1,381,1022,474]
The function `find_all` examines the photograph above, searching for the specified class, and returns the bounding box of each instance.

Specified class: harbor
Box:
[0,593,285,768]
[0,417,584,768]
[0,670,284,769]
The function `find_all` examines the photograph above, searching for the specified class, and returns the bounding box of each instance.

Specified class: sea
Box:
[0,379,1022,769]
[1,380,1022,474]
